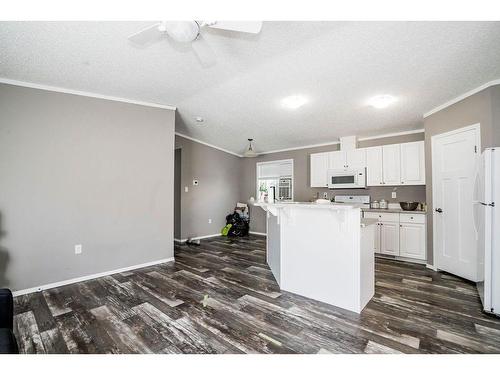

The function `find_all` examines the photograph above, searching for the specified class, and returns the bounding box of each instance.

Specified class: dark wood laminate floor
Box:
[13,235,500,354]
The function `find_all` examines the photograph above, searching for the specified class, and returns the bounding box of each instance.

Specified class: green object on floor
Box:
[221,224,232,236]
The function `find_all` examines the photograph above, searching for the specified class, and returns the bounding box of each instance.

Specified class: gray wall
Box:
[240,132,426,234]
[0,83,176,292]
[174,149,182,239]
[424,84,499,265]
[174,135,241,240]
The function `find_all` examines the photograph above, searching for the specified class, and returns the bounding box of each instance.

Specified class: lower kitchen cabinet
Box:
[363,211,426,261]
[380,221,400,256]
[399,223,426,259]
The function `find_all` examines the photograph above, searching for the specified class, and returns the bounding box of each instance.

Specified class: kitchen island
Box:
[255,202,375,313]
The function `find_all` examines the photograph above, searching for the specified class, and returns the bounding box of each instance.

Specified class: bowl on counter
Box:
[399,202,419,211]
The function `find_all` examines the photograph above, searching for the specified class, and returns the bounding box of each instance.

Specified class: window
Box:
[256,159,294,202]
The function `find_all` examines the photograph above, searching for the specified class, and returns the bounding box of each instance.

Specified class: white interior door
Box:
[432,124,480,281]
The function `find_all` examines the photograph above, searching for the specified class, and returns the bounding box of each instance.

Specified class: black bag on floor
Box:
[224,212,249,237]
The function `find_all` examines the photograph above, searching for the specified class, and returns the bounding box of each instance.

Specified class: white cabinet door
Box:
[310,152,329,187]
[382,144,401,185]
[380,222,400,256]
[399,223,426,260]
[328,151,346,170]
[374,223,381,254]
[400,141,425,185]
[366,147,384,186]
[346,149,366,169]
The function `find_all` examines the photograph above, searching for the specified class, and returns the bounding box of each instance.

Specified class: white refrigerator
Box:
[474,148,500,316]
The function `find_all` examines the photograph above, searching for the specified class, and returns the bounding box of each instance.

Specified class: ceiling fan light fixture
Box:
[244,138,258,158]
[164,21,200,43]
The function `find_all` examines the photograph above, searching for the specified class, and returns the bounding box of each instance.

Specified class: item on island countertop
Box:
[315,198,330,204]
[248,197,255,204]
[371,200,380,209]
[379,199,388,209]
[399,201,419,211]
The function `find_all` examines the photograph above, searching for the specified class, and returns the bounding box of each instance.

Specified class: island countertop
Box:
[254,201,362,209]
[255,200,375,314]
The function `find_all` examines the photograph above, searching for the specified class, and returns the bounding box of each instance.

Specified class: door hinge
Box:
[474,145,478,153]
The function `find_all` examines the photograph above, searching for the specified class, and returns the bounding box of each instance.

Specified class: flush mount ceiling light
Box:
[194,116,204,124]
[243,138,258,158]
[367,95,397,109]
[281,95,308,110]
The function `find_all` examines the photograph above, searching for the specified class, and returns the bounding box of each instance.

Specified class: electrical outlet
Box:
[392,191,397,199]
[184,186,189,193]
[75,244,82,255]
[323,192,328,199]
[208,218,212,224]
[193,179,199,186]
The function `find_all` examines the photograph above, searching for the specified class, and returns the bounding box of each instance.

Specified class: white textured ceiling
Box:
[1,21,500,154]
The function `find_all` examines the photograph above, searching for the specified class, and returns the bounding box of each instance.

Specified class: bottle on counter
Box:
[379,199,388,209]
[371,200,380,209]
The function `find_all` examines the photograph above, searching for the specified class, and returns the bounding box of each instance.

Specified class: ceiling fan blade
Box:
[191,34,217,67]
[128,23,163,45]
[207,21,263,34]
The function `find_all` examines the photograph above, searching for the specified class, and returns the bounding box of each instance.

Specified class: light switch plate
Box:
[392,191,397,199]
[75,244,82,255]
[184,186,189,193]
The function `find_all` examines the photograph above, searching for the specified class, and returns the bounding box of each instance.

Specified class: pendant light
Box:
[244,138,258,158]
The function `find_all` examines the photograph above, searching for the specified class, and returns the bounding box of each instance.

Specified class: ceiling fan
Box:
[128,21,263,66]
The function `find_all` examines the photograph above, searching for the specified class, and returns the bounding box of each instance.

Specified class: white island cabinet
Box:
[255,202,375,314]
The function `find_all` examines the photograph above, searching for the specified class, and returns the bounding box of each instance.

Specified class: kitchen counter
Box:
[255,201,374,313]
[361,207,427,214]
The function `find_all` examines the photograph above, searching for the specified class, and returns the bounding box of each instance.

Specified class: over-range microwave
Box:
[327,168,366,189]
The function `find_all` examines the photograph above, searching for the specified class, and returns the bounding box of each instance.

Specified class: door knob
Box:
[435,208,443,213]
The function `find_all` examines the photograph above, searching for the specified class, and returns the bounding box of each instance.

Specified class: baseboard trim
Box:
[426,263,438,271]
[249,231,267,236]
[174,233,222,243]
[12,257,175,297]
[375,254,426,265]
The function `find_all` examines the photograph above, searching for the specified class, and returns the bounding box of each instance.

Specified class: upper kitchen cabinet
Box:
[365,141,425,186]
[328,151,346,169]
[310,152,329,187]
[400,141,425,185]
[328,149,366,170]
[366,147,384,186]
[346,149,366,169]
[382,144,401,185]
[310,139,425,188]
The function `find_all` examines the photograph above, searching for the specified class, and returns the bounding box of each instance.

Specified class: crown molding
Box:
[176,128,426,158]
[0,77,177,111]
[175,132,243,157]
[423,79,500,118]
[357,128,424,141]
[258,140,341,155]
